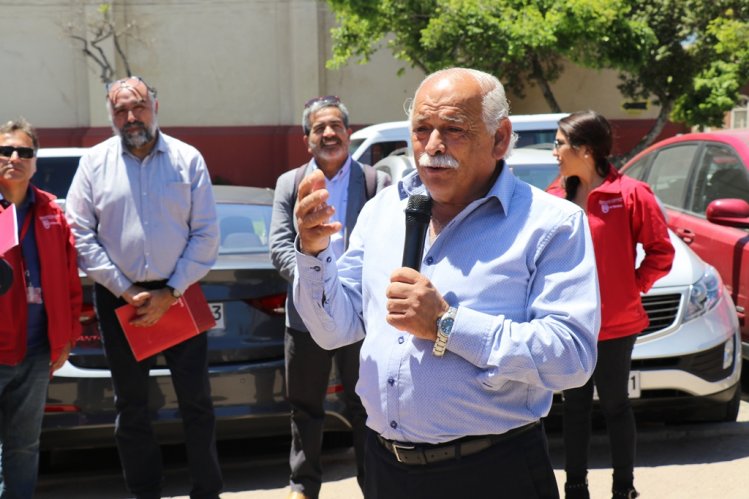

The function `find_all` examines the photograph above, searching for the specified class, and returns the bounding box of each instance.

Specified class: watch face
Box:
[440,317,454,335]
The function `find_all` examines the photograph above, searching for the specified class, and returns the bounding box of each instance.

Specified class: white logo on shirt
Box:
[39,215,62,229]
[599,197,624,214]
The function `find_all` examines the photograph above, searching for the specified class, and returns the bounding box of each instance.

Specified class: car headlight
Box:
[684,265,723,322]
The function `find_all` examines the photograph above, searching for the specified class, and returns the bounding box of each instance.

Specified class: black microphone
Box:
[402,194,432,271]
[0,258,12,296]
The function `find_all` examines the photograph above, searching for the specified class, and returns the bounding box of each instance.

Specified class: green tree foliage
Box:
[326,0,749,158]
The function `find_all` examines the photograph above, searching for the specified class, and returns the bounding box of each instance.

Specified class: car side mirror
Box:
[706,198,749,228]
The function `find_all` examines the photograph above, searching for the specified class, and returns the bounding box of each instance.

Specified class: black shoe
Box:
[612,488,639,499]
[564,481,590,499]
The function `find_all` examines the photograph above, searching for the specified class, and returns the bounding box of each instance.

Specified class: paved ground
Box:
[37,399,749,498]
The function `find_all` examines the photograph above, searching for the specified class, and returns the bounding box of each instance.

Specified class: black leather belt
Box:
[376,421,540,465]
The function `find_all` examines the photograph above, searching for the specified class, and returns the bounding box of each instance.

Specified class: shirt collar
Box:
[591,166,622,194]
[399,159,514,213]
[310,156,352,181]
[0,186,35,209]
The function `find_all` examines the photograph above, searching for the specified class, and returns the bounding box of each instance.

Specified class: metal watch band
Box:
[433,306,457,357]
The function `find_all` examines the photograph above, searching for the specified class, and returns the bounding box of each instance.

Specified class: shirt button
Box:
[390,421,398,429]
[326,256,332,263]
[426,256,434,265]
[398,337,404,344]
[312,266,321,272]
[388,378,395,386]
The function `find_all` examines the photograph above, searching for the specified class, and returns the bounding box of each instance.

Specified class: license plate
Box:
[593,371,641,400]
[210,303,225,329]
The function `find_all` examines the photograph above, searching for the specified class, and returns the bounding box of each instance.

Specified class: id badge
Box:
[26,285,43,304]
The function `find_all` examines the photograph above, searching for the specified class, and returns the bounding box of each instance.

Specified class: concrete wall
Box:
[1,0,679,187]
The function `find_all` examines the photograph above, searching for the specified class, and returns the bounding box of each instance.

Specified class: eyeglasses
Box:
[304,95,341,109]
[0,146,35,159]
[106,76,158,99]
[553,139,567,150]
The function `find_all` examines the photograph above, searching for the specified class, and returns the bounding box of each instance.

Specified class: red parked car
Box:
[620,129,749,373]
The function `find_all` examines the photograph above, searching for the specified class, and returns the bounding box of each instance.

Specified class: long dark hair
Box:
[559,110,613,201]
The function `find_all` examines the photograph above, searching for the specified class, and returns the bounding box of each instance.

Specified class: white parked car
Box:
[35,147,88,209]
[373,151,743,423]
[350,113,568,166]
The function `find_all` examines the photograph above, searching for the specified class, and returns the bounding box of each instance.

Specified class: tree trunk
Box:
[531,55,561,113]
[613,99,673,167]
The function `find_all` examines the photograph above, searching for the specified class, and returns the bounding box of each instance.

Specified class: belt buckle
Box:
[391,442,415,463]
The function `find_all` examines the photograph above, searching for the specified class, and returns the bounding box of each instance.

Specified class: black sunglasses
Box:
[304,95,341,109]
[0,146,35,159]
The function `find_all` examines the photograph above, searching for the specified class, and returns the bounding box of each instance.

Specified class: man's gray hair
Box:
[408,67,518,155]
[302,98,350,135]
[0,117,39,151]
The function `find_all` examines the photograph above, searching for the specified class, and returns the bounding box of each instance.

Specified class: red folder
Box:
[0,204,19,255]
[115,283,216,361]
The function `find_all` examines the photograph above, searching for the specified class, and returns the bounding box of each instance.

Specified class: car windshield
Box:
[349,138,365,155]
[217,202,271,255]
[34,156,81,199]
[515,130,557,149]
[510,164,560,190]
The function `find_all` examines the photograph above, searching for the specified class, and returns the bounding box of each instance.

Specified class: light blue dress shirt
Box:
[294,163,600,444]
[65,133,219,296]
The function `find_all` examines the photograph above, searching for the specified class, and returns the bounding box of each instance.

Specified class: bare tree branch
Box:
[62,3,139,84]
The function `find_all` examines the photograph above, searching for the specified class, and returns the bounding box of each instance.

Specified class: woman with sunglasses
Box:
[548,111,675,499]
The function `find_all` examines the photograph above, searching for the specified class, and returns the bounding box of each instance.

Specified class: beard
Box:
[418,152,459,169]
[114,120,158,150]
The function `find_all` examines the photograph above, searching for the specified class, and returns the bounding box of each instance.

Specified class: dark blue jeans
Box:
[0,350,50,499]
[95,283,222,499]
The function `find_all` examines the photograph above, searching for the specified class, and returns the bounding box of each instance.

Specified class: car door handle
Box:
[674,227,694,244]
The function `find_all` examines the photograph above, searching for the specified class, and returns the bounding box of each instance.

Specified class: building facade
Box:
[3,0,686,188]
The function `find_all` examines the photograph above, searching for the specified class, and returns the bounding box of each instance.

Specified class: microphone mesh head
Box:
[405,194,432,223]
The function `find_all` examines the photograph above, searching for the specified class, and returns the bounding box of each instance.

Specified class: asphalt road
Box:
[37,398,749,499]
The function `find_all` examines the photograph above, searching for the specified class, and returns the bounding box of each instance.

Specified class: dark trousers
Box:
[562,334,638,488]
[284,326,367,498]
[95,283,223,499]
[363,423,559,499]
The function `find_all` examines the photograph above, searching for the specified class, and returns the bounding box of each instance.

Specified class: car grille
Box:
[639,293,681,336]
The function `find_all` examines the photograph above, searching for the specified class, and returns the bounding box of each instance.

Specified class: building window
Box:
[730,95,748,129]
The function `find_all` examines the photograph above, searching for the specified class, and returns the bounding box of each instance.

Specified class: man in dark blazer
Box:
[270,96,390,499]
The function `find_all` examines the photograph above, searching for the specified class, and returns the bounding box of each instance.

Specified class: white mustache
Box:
[418,152,459,169]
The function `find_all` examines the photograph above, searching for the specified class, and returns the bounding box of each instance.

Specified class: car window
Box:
[622,154,651,181]
[356,140,408,165]
[645,144,698,209]
[34,156,81,200]
[217,203,271,254]
[349,138,365,155]
[510,164,560,190]
[515,130,557,149]
[689,143,749,214]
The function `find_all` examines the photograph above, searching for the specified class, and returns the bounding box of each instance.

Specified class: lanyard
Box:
[18,204,34,290]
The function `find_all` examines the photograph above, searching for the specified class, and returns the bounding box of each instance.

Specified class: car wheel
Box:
[723,384,742,422]
[682,385,742,423]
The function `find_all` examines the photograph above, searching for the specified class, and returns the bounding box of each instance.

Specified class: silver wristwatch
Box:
[433,306,457,357]
[167,285,183,299]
